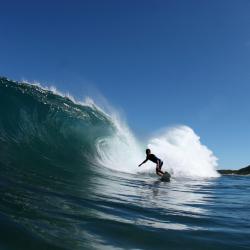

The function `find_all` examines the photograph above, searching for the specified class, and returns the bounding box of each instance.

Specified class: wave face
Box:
[0,77,114,175]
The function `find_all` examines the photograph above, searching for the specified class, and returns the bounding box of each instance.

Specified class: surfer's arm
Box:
[138,158,148,167]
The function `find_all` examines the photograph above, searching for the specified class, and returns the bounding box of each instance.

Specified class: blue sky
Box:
[0,0,249,168]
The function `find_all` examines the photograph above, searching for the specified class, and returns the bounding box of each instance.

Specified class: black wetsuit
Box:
[147,154,163,168]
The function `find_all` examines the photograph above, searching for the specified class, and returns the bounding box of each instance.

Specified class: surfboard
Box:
[160,171,171,182]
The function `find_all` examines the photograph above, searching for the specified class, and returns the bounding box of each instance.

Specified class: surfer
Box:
[138,149,165,176]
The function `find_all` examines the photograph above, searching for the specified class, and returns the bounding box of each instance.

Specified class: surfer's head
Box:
[146,148,151,155]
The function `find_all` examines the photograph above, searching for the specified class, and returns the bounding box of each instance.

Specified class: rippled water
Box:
[1,167,249,250]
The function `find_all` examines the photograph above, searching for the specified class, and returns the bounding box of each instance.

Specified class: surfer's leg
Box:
[158,170,165,175]
[158,161,165,175]
[159,161,163,170]
[156,169,163,176]
[156,167,164,176]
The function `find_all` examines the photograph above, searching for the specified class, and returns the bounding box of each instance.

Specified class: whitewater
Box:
[0,77,249,250]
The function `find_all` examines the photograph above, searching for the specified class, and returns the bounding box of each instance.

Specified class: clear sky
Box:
[0,0,249,168]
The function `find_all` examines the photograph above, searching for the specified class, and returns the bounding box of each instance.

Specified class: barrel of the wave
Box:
[0,77,118,183]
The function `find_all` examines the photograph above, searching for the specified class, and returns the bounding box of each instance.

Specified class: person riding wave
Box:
[138,149,165,176]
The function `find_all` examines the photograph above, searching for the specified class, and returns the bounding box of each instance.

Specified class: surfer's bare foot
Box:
[157,172,164,177]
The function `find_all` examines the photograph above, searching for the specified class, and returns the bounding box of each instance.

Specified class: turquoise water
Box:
[0,78,249,250]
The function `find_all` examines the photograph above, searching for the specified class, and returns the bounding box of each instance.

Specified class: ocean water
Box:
[0,77,249,250]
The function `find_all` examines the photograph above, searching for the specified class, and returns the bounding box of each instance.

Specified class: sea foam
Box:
[95,111,219,178]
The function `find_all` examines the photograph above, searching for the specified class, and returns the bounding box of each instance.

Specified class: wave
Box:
[0,77,219,179]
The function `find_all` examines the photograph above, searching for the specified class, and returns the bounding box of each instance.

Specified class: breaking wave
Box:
[0,77,219,179]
